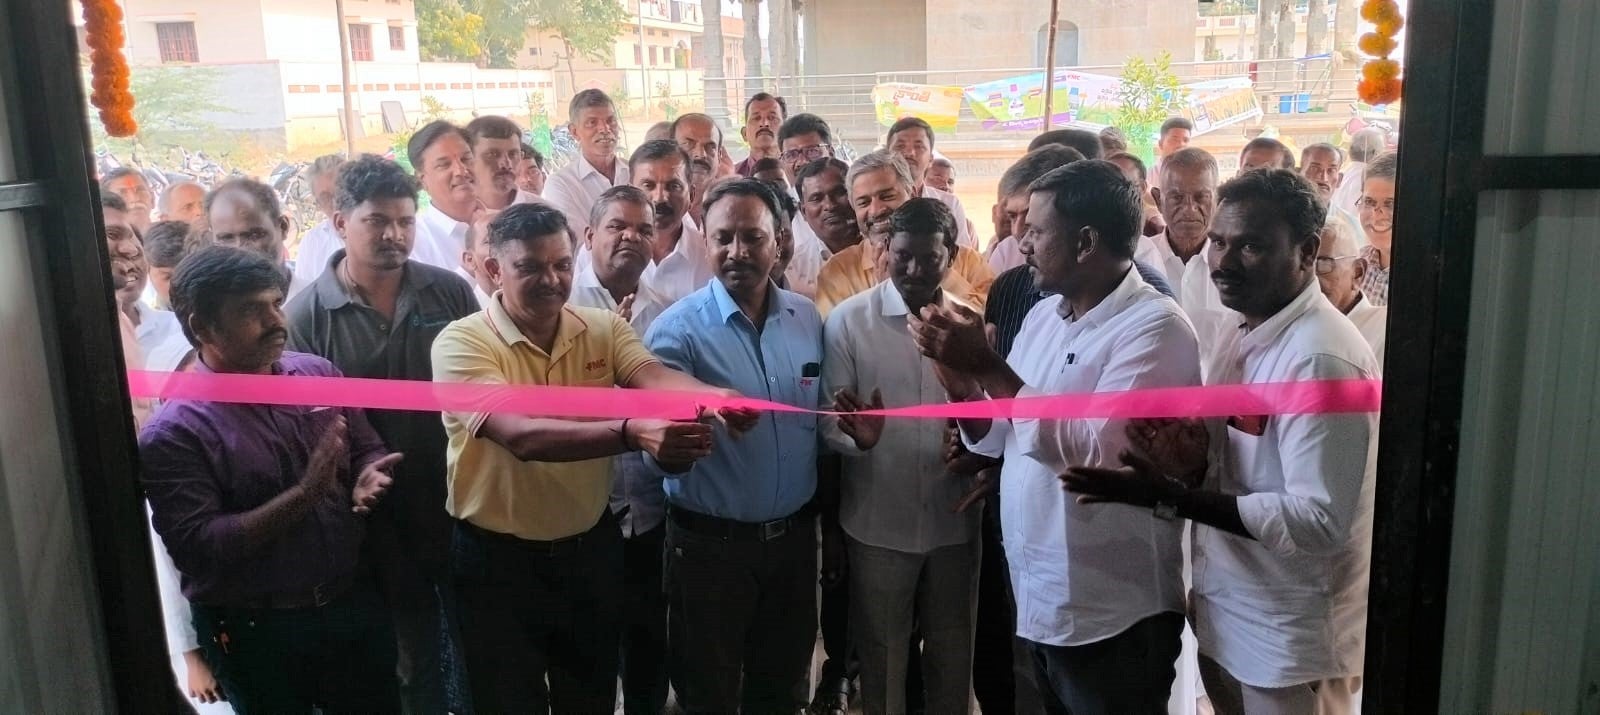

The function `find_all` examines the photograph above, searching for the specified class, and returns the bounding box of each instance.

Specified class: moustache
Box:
[261,329,288,344]
[721,261,759,274]
[653,202,675,217]
[1211,270,1245,283]
[690,158,714,172]
[757,128,775,137]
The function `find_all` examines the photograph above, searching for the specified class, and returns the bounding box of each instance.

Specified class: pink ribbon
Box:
[126,371,1381,421]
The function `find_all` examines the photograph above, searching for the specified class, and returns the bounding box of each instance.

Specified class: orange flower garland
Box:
[1358,0,1405,105]
[82,0,137,137]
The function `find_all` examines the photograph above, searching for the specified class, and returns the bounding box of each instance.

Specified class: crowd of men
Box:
[107,86,1399,715]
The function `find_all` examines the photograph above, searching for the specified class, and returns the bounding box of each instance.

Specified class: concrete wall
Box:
[123,0,268,65]
[806,0,927,76]
[264,0,420,64]
[923,0,1199,72]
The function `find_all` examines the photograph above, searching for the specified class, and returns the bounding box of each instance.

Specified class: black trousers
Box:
[666,507,817,714]
[190,579,400,714]
[1029,611,1185,715]
[451,510,623,714]
[620,522,669,715]
[366,503,460,715]
[972,496,1016,713]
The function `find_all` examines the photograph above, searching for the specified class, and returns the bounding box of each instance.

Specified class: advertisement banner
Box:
[1177,77,1263,136]
[962,70,1124,132]
[870,82,966,133]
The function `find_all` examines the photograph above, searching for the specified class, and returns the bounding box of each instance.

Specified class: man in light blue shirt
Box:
[644,178,823,713]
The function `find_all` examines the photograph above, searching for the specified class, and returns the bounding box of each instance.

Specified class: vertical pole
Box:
[335,0,357,155]
[1042,0,1060,130]
[638,3,650,121]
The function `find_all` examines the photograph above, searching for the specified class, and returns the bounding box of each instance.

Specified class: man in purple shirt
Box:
[140,244,404,713]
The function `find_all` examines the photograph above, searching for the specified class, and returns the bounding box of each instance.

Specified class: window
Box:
[388,26,404,51]
[155,22,198,63]
[528,46,541,57]
[633,44,642,64]
[649,46,657,65]
[349,23,372,61]
[1034,21,1080,67]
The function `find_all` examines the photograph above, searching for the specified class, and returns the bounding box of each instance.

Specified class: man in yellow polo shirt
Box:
[431,202,753,713]
[813,150,994,317]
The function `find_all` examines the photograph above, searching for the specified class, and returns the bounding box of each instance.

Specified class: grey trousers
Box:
[846,535,980,715]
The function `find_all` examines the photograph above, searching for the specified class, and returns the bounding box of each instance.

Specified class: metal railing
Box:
[717,57,1360,143]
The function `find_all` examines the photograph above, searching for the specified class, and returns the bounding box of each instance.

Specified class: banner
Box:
[962,70,1124,132]
[1177,77,1263,136]
[870,82,965,133]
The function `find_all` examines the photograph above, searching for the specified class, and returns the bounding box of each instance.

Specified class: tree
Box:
[416,0,485,63]
[740,0,763,98]
[769,0,799,91]
[524,0,630,85]
[1255,0,1277,60]
[1333,0,1359,57]
[1274,0,1296,60]
[703,0,728,123]
[1115,51,1188,164]
[1306,0,1329,56]
[89,65,233,153]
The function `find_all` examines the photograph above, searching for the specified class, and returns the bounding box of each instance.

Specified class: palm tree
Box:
[1334,0,1359,56]
[703,0,728,123]
[741,0,763,98]
[1307,0,1329,56]
[1255,0,1277,60]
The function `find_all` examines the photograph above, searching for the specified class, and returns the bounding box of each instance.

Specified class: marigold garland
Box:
[1357,0,1405,106]
[82,0,137,137]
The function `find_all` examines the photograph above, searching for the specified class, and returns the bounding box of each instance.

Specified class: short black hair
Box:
[99,167,147,193]
[589,184,652,230]
[628,138,691,175]
[778,113,833,148]
[765,179,799,221]
[795,157,849,196]
[1217,168,1327,250]
[204,178,284,223]
[521,143,545,169]
[568,89,615,124]
[1160,116,1195,138]
[334,154,419,213]
[1300,142,1344,167]
[144,220,193,268]
[1028,129,1103,159]
[702,178,785,236]
[1000,146,1085,198]
[465,115,523,146]
[886,116,935,149]
[1028,159,1144,259]
[169,245,289,347]
[487,202,569,253]
[671,112,723,146]
[752,157,784,175]
[406,120,471,173]
[100,193,129,214]
[1106,152,1149,184]
[888,197,958,256]
[744,92,789,121]
[1241,137,1296,170]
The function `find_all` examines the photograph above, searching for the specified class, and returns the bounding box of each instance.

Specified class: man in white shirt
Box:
[912,159,1201,713]
[1140,146,1237,360]
[157,180,207,225]
[466,115,543,210]
[1300,143,1366,249]
[1149,117,1195,192]
[291,154,347,290]
[543,89,630,242]
[460,209,498,308]
[408,121,483,271]
[566,185,674,715]
[1065,168,1379,715]
[788,157,858,299]
[824,198,981,715]
[1316,219,1387,365]
[986,145,1085,275]
[885,117,976,250]
[1331,128,1386,220]
[627,139,712,304]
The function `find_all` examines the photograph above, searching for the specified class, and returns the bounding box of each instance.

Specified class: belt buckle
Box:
[759,517,788,541]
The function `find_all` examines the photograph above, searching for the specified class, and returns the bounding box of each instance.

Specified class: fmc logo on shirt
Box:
[585,357,608,372]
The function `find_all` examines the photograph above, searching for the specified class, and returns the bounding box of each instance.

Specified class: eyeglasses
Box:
[1357,197,1396,214]
[1314,255,1360,275]
[781,144,831,162]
